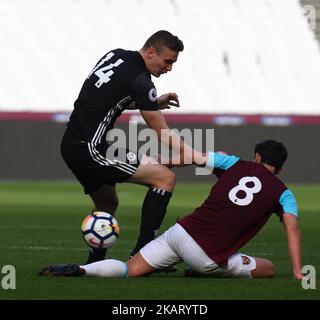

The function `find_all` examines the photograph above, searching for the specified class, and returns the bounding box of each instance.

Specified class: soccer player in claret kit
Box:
[60,30,201,265]
[40,140,303,280]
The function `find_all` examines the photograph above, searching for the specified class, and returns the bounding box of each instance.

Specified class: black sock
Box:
[85,247,107,265]
[130,187,172,257]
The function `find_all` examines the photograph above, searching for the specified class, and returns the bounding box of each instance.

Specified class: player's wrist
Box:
[207,151,215,168]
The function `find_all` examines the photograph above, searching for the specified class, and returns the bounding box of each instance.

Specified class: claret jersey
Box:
[178,152,298,265]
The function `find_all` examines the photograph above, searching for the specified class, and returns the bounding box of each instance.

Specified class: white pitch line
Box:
[2,245,87,252]
[1,241,134,252]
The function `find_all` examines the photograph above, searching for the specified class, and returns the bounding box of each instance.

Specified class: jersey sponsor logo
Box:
[126,152,137,162]
[148,88,157,102]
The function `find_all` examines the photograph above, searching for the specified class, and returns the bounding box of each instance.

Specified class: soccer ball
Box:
[81,211,120,249]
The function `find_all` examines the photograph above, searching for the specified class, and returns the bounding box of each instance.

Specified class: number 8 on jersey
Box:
[228,176,262,206]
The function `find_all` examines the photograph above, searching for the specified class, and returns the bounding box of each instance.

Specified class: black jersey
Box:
[67,49,159,142]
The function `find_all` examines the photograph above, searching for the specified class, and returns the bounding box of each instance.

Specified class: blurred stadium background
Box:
[0,0,319,182]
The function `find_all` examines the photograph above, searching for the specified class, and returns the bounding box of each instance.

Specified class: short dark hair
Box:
[143,30,184,52]
[254,140,288,173]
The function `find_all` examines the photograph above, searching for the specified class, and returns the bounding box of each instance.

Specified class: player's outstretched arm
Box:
[140,109,203,166]
[282,213,303,280]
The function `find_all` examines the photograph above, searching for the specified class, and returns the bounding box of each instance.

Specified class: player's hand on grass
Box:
[157,92,180,110]
[294,270,304,280]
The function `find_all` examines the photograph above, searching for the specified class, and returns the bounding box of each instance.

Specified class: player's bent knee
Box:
[129,162,176,191]
[164,169,176,189]
[251,258,275,278]
[154,168,176,190]
[127,253,156,277]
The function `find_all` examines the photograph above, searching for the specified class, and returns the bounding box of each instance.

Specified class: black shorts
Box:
[61,133,140,194]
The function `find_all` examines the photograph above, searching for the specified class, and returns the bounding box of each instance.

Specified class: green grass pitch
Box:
[0,181,319,300]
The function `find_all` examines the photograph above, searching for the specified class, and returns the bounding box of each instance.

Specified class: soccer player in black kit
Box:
[60,30,200,264]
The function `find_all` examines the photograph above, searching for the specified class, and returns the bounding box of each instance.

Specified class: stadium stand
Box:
[0,0,320,114]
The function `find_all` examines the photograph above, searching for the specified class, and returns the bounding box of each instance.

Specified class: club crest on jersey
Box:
[241,255,251,265]
[148,88,157,102]
[126,152,137,162]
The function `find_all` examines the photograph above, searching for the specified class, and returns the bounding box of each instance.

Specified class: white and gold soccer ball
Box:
[81,211,120,248]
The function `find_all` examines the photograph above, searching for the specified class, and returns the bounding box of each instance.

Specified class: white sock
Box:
[80,259,128,278]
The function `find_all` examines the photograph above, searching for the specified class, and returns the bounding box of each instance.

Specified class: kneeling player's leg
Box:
[251,257,274,278]
[79,231,176,277]
[39,226,180,278]
[127,155,176,256]
[77,253,156,278]
[138,226,182,273]
[80,245,168,278]
[221,253,274,278]
[79,259,128,278]
[39,255,157,278]
[127,253,157,277]
[85,184,119,264]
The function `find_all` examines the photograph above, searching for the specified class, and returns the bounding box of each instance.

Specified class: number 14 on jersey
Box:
[88,52,124,88]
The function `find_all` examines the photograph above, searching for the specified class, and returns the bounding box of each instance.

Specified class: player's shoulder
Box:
[108,48,132,56]
[115,49,145,68]
[129,68,154,92]
[115,50,150,80]
[252,161,288,191]
[230,160,284,181]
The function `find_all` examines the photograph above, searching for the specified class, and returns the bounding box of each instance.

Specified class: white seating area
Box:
[1,0,320,114]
